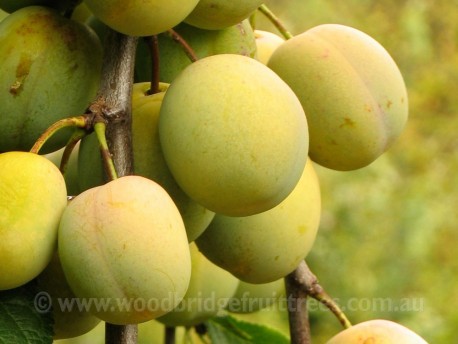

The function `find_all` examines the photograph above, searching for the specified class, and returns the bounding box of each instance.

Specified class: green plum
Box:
[185,0,263,30]
[44,143,80,196]
[226,279,285,313]
[0,6,102,153]
[58,175,191,324]
[83,0,200,37]
[0,151,67,290]
[71,2,92,23]
[0,0,82,13]
[37,252,101,339]
[268,24,408,171]
[157,243,239,327]
[326,319,428,343]
[254,30,284,65]
[196,159,321,283]
[78,82,215,242]
[54,320,167,344]
[135,20,257,84]
[159,54,309,216]
[53,321,104,344]
[0,8,7,20]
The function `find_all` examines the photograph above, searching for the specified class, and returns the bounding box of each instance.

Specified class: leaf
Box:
[205,315,289,344]
[0,280,54,344]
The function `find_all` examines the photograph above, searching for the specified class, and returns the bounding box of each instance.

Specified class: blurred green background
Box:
[255,0,458,342]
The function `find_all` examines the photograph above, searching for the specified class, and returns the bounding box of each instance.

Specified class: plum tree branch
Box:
[89,28,138,344]
[285,264,312,344]
[96,29,138,178]
[298,261,352,329]
[286,261,352,343]
[164,326,176,344]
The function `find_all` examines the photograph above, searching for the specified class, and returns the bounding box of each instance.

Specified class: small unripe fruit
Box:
[58,176,191,324]
[0,6,102,152]
[196,159,321,283]
[326,319,428,344]
[159,54,309,216]
[83,0,200,37]
[268,24,408,170]
[0,151,67,290]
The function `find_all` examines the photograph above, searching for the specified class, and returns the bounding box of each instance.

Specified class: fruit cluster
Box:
[0,1,426,343]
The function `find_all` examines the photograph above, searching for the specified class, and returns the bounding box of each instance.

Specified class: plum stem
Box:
[166,29,199,63]
[144,35,160,95]
[287,261,353,341]
[59,128,86,182]
[29,116,88,154]
[164,326,176,344]
[258,4,294,40]
[94,121,118,181]
[249,11,257,31]
[301,261,352,329]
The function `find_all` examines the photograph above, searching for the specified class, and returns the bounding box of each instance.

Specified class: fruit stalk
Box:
[29,116,87,154]
[299,262,352,329]
[166,29,198,62]
[60,128,86,177]
[90,28,138,343]
[287,261,352,336]
[94,122,118,180]
[258,4,293,40]
[144,35,160,95]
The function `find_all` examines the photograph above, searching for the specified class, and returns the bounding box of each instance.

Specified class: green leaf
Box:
[205,315,289,344]
[0,280,53,344]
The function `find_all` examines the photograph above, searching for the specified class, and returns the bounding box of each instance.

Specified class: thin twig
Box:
[166,29,198,62]
[59,128,86,177]
[144,35,160,95]
[258,4,294,40]
[297,261,352,329]
[29,116,87,154]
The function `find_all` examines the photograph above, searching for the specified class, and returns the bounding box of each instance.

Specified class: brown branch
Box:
[97,29,138,178]
[286,261,352,344]
[93,28,138,344]
[285,264,312,344]
[105,324,138,344]
[164,326,176,344]
[297,261,352,329]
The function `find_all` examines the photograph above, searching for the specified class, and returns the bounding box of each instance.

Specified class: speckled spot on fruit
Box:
[339,117,356,128]
[10,53,33,96]
[298,225,307,234]
[60,26,78,52]
[363,337,376,344]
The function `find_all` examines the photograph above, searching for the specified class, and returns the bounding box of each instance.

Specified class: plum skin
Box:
[268,24,408,171]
